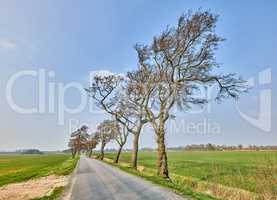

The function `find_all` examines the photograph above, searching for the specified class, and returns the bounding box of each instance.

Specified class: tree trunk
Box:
[71,149,75,158]
[88,148,93,157]
[131,133,139,168]
[100,142,105,160]
[114,145,123,163]
[156,122,169,178]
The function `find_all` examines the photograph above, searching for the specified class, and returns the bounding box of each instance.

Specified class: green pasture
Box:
[0,154,78,186]
[105,151,277,193]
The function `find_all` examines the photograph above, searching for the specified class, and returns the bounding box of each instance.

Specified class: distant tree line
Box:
[142,144,277,151]
[19,149,44,154]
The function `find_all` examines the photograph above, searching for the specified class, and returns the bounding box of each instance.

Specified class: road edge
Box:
[60,156,81,200]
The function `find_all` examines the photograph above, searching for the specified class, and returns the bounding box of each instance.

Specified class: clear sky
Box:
[0,0,276,151]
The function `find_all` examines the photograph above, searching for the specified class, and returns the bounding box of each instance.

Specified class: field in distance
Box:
[0,154,78,187]
[105,151,277,197]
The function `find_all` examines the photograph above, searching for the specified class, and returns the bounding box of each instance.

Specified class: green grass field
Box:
[105,151,277,196]
[0,154,78,187]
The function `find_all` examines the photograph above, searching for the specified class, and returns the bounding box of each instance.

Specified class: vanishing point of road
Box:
[65,156,187,200]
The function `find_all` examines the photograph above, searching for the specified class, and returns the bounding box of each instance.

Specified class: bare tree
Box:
[86,70,152,168]
[95,120,118,160]
[122,68,156,167]
[68,139,76,158]
[113,121,129,163]
[69,125,90,158]
[87,136,98,157]
[135,10,248,178]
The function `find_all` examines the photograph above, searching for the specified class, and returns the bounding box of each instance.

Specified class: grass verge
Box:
[102,158,218,200]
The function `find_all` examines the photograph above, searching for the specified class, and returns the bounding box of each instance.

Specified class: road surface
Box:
[66,156,187,200]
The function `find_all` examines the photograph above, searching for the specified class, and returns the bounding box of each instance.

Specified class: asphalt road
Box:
[66,156,187,200]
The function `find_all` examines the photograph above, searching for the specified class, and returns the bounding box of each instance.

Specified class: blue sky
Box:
[0,0,276,151]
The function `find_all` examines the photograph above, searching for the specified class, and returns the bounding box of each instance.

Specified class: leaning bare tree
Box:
[69,125,90,158]
[95,120,118,160]
[121,67,156,167]
[86,70,151,168]
[135,10,248,178]
[87,135,98,157]
[113,121,129,163]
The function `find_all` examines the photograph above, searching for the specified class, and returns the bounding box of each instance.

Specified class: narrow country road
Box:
[66,156,187,200]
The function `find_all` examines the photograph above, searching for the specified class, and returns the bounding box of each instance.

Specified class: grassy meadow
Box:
[0,154,78,186]
[105,151,277,199]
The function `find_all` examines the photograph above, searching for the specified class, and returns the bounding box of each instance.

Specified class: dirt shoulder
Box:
[0,175,68,200]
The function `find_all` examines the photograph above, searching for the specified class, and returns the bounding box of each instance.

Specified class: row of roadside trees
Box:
[68,120,128,162]
[71,10,248,178]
